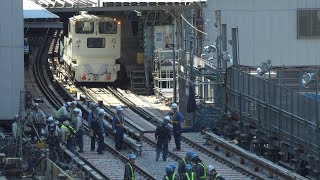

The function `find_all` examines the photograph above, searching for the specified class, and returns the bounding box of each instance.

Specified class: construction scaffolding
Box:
[153,49,179,100]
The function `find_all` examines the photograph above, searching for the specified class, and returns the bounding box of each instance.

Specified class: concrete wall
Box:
[0,0,24,120]
[204,0,320,67]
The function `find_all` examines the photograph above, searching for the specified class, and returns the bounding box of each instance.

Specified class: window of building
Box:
[297,9,320,38]
[99,21,117,34]
[75,21,94,34]
[87,38,105,48]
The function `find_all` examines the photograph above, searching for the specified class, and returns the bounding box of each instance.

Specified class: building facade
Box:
[0,0,24,120]
[204,0,320,67]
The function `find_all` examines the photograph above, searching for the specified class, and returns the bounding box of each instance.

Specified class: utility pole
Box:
[214,10,224,118]
[172,11,177,103]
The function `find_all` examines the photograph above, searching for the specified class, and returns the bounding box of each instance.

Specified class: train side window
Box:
[75,21,94,34]
[87,38,105,48]
[99,21,117,34]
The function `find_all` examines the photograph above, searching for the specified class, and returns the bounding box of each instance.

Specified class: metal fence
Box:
[227,67,319,158]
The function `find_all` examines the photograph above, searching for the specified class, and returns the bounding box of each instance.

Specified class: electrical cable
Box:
[180,14,207,35]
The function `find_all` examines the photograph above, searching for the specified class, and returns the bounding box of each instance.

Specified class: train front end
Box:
[64,14,121,83]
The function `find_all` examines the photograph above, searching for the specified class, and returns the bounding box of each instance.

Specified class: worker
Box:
[155,116,171,162]
[89,108,105,154]
[164,165,180,180]
[112,105,125,150]
[74,108,84,153]
[193,155,206,180]
[45,116,61,161]
[12,115,21,142]
[60,120,76,153]
[55,102,71,122]
[170,162,177,172]
[180,164,195,180]
[88,103,98,150]
[28,103,45,141]
[24,38,31,70]
[177,149,195,176]
[69,101,78,127]
[169,103,184,151]
[124,153,136,180]
[207,165,225,180]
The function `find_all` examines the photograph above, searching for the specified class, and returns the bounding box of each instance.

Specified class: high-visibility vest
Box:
[61,125,75,141]
[198,162,207,179]
[185,172,195,180]
[115,114,123,127]
[214,173,221,180]
[127,162,135,180]
[165,172,177,180]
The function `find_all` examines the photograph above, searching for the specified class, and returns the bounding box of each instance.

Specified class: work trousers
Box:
[173,125,182,150]
[115,126,124,150]
[75,130,83,151]
[91,129,104,153]
[156,138,169,161]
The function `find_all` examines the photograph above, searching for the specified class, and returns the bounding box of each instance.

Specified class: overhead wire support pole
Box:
[172,10,177,103]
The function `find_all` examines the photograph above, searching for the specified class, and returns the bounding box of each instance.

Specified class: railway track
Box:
[42,32,156,179]
[65,86,253,179]
[106,87,307,180]
[32,29,156,179]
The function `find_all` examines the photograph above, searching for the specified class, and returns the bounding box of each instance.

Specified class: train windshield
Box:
[87,38,105,48]
[75,21,94,34]
[99,21,117,34]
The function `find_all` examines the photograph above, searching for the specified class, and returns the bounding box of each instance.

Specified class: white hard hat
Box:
[98,109,105,115]
[71,101,77,106]
[165,116,171,121]
[63,120,70,126]
[207,165,215,173]
[34,103,39,107]
[66,102,71,106]
[47,116,54,122]
[171,103,178,109]
[73,108,81,113]
[116,105,123,111]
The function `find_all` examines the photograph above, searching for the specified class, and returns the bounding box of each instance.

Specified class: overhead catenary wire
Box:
[180,14,207,35]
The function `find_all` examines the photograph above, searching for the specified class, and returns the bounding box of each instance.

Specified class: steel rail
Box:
[32,30,108,180]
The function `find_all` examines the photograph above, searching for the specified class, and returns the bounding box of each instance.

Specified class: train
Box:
[61,12,121,83]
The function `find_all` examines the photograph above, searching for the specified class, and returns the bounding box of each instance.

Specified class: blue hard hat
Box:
[169,163,176,170]
[186,149,195,158]
[166,165,173,172]
[185,164,192,171]
[191,152,198,159]
[128,153,136,160]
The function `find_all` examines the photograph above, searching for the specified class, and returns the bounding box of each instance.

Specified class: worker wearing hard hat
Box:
[73,108,84,153]
[124,153,136,180]
[90,108,106,155]
[207,165,225,180]
[28,103,45,141]
[55,102,71,122]
[155,116,171,162]
[169,103,184,151]
[60,120,76,153]
[45,116,61,161]
[24,37,31,70]
[112,105,125,151]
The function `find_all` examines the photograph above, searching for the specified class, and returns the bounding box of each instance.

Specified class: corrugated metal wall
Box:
[0,0,24,120]
[204,0,320,67]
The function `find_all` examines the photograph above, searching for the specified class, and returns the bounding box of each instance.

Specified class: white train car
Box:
[63,12,121,83]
